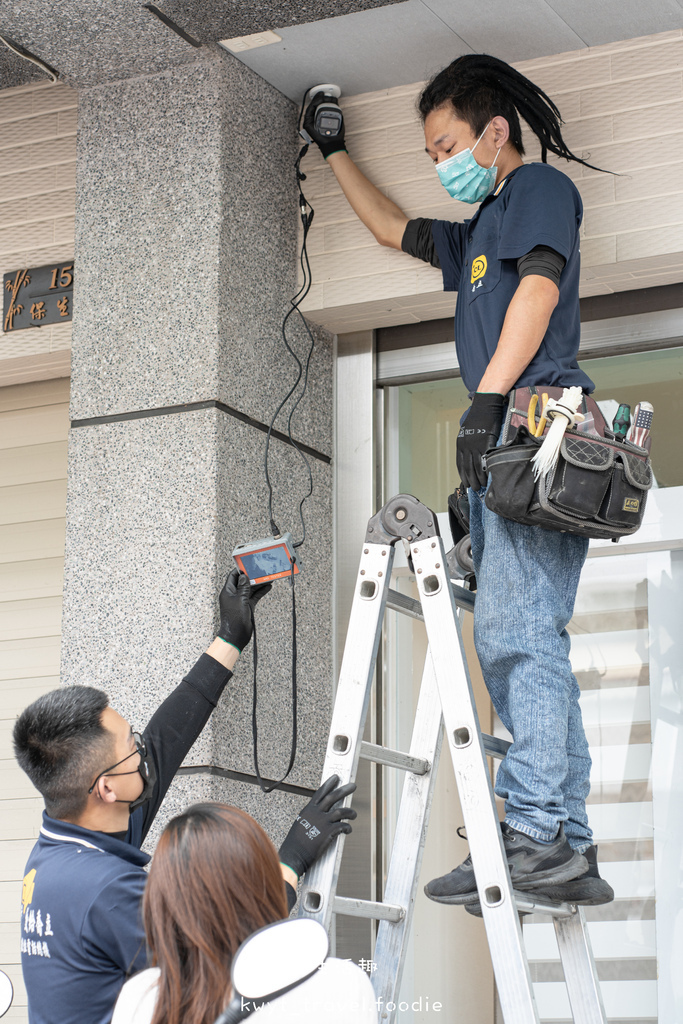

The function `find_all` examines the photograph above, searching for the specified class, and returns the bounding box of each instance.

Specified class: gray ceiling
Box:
[230,0,683,101]
[0,0,681,96]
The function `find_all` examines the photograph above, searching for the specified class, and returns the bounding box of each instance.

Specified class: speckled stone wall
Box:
[61,50,334,851]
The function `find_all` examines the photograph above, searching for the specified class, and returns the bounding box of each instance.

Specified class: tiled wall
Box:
[0,82,77,366]
[300,29,683,334]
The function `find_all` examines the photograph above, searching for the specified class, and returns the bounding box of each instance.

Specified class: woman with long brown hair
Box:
[111,803,377,1024]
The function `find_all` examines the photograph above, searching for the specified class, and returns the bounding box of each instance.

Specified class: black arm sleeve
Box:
[139,653,233,839]
[401,218,441,269]
[516,245,565,286]
[285,882,297,913]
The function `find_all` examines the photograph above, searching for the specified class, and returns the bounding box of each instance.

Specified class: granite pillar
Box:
[61,52,333,852]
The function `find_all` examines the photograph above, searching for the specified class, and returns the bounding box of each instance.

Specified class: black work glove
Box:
[217,569,271,653]
[302,92,346,160]
[278,775,357,878]
[456,392,505,492]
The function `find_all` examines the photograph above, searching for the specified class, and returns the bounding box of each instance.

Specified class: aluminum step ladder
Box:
[299,494,606,1024]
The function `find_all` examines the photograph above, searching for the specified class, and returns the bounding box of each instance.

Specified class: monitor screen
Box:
[238,545,293,583]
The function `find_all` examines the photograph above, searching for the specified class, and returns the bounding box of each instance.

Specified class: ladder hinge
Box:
[365,494,439,545]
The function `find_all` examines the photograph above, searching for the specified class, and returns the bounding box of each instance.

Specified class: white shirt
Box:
[112,959,378,1024]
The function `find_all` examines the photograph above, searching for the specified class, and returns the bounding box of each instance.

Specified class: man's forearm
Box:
[281,863,298,888]
[477,275,559,395]
[326,151,408,249]
[206,637,240,671]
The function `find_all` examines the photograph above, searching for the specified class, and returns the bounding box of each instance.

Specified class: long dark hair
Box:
[143,803,288,1024]
[419,53,604,172]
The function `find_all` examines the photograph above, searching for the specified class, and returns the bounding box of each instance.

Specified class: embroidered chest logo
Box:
[22,869,36,913]
[471,255,487,291]
[21,870,54,961]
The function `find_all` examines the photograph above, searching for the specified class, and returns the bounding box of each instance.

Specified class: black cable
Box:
[252,122,318,792]
[251,562,298,793]
[262,132,317,546]
[0,34,59,82]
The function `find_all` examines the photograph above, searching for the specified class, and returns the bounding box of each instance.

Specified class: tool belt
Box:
[484,386,653,541]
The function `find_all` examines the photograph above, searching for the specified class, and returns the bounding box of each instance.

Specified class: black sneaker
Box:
[424,823,588,906]
[521,845,614,906]
[464,845,613,916]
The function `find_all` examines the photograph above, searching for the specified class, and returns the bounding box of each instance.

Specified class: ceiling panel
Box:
[227,0,472,102]
[424,0,587,62]
[544,0,683,48]
[227,0,683,106]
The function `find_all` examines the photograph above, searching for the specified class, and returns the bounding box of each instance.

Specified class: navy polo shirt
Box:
[21,813,149,1024]
[431,162,594,396]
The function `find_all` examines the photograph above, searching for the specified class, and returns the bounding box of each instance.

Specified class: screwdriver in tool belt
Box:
[627,402,653,450]
[612,404,630,440]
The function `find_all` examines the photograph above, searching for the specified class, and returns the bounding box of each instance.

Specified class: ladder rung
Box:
[360,741,430,775]
[481,733,511,759]
[386,589,423,620]
[450,582,476,613]
[333,896,405,923]
[512,894,575,919]
[386,583,475,619]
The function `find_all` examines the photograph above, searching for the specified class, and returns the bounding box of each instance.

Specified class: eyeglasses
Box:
[88,732,147,795]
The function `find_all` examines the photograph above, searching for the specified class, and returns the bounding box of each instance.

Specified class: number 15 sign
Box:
[3,263,74,333]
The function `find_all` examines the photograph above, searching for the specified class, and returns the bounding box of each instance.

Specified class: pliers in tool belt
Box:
[528,392,549,437]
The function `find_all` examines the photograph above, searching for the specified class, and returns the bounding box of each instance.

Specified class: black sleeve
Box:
[516,244,565,286]
[139,653,233,839]
[285,882,297,913]
[401,218,441,269]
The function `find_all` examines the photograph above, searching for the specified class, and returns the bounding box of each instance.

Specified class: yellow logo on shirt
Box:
[22,869,36,913]
[471,255,487,284]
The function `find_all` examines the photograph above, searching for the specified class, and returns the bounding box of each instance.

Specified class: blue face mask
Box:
[435,122,501,204]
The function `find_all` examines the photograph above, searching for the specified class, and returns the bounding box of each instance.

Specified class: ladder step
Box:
[481,733,511,759]
[386,589,423,621]
[450,582,476,613]
[386,583,475,619]
[512,894,575,919]
[333,896,405,923]
[360,741,430,775]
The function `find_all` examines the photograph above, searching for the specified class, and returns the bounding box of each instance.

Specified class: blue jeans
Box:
[468,486,593,852]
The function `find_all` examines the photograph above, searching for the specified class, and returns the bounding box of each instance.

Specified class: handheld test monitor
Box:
[232,534,300,585]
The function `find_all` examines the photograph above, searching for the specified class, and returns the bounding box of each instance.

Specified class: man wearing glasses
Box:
[14,571,355,1024]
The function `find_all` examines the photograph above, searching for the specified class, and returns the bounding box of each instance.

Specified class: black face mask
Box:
[90,732,157,811]
[128,751,157,812]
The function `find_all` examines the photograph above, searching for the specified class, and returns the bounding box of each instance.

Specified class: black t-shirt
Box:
[404,163,594,396]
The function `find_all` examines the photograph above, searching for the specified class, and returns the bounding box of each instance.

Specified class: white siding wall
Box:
[0,378,69,1022]
[0,80,77,376]
[300,29,683,333]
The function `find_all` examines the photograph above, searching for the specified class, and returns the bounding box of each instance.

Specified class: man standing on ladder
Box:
[303,54,613,908]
